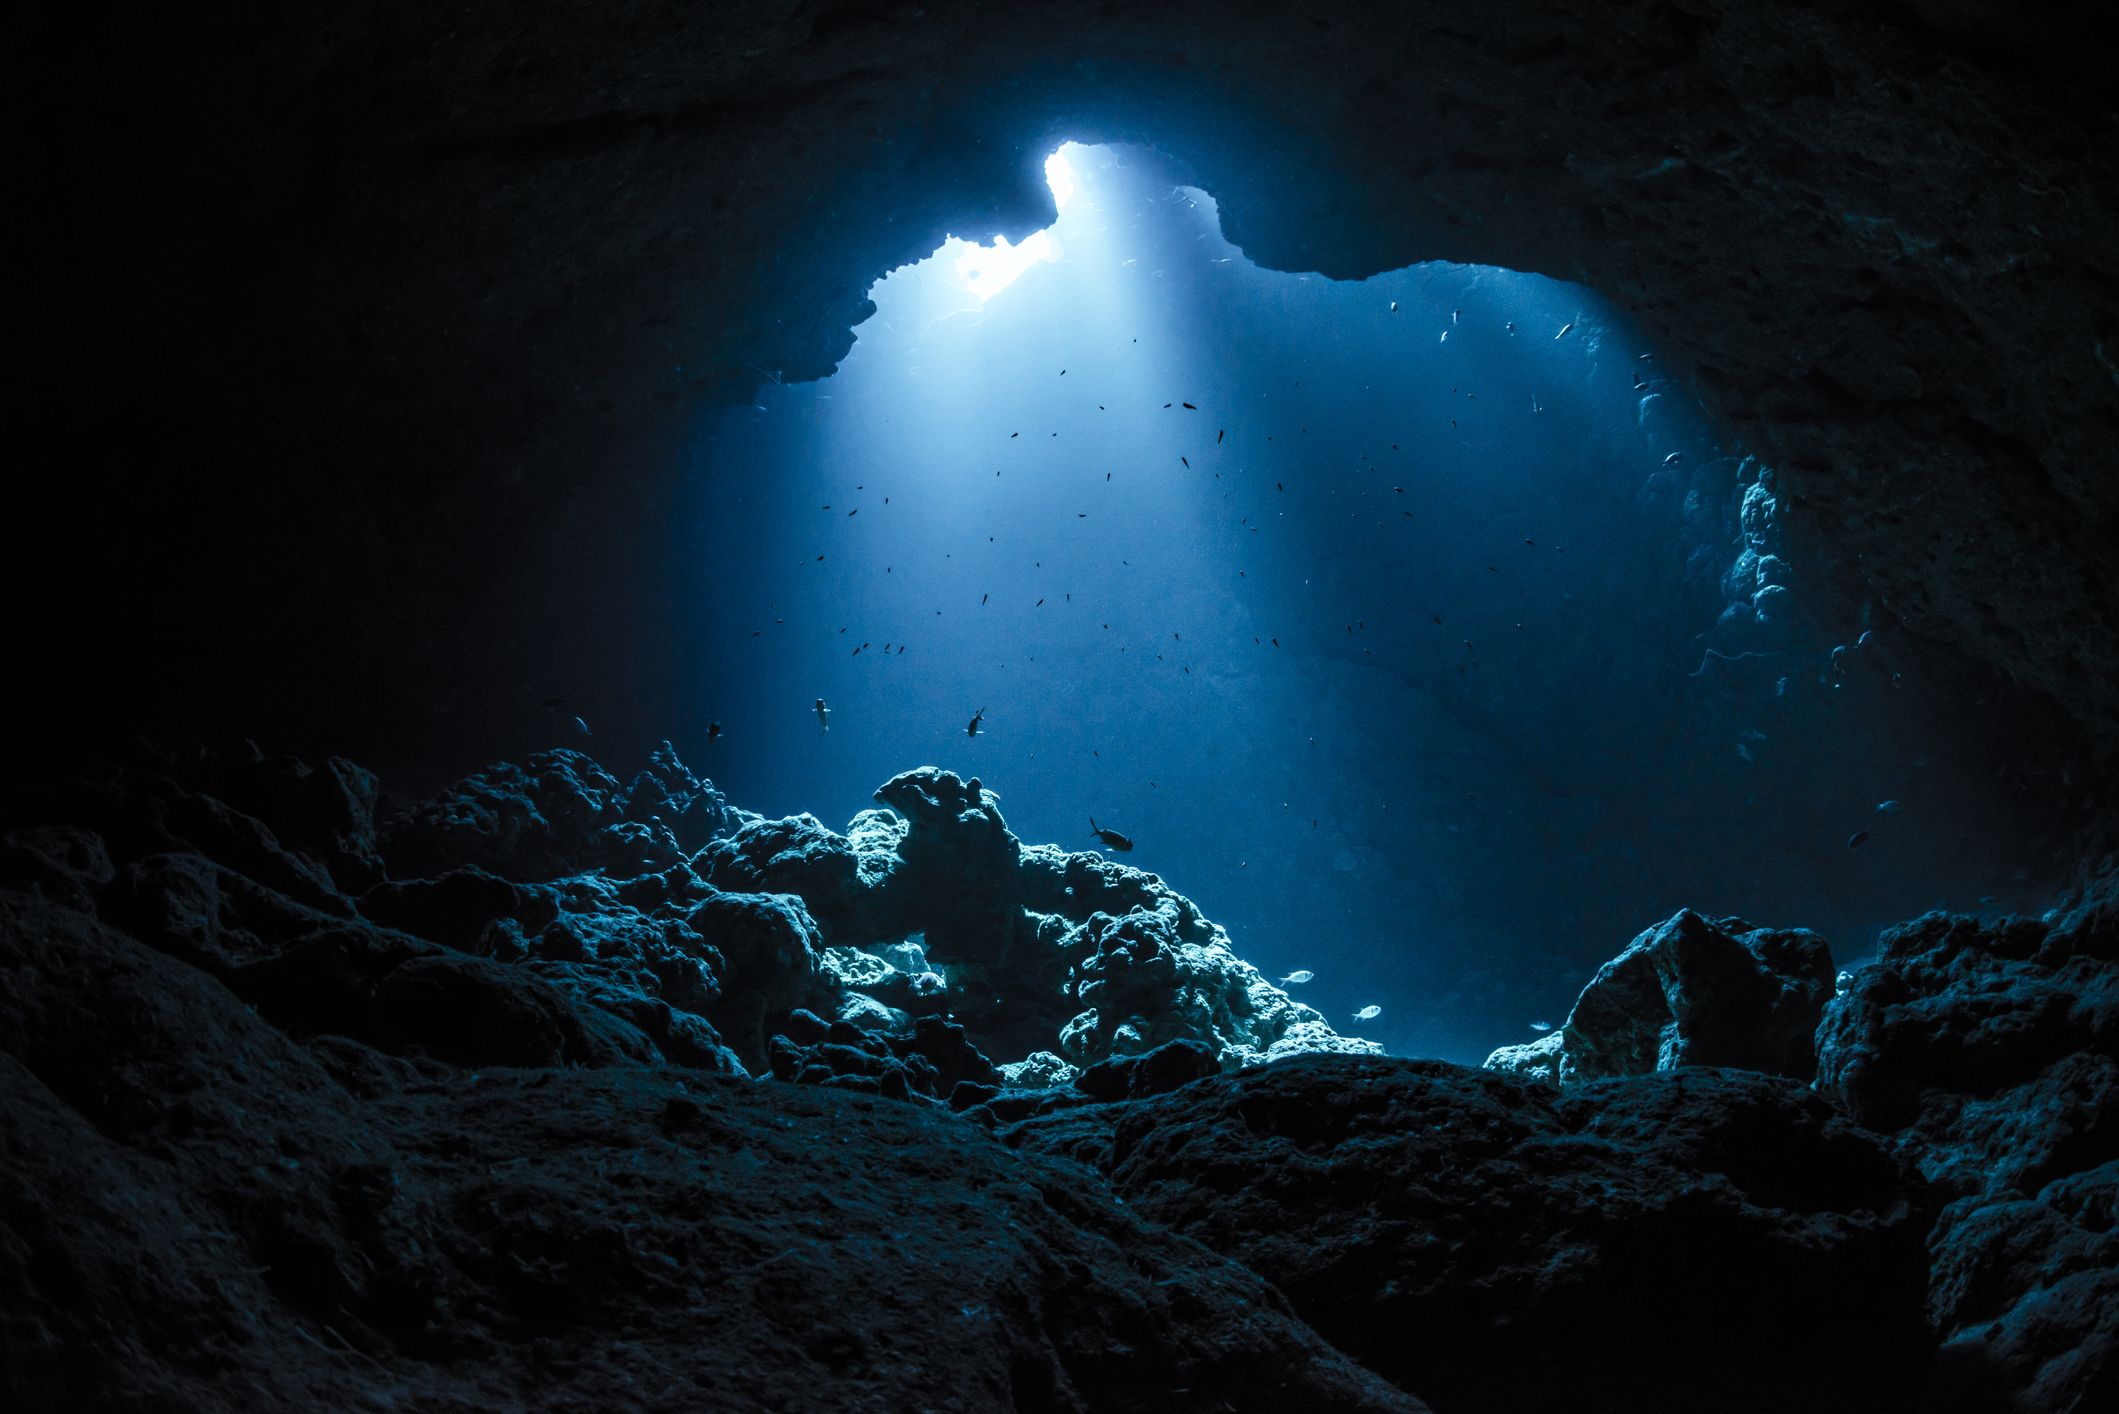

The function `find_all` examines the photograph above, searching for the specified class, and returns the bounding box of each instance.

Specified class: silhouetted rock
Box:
[380,748,702,882]
[1076,1037,1219,1101]
[1816,882,2119,1412]
[1006,1054,1933,1414]
[1486,908,1833,1085]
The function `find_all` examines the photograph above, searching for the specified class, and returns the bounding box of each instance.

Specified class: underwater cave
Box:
[10,5,2116,1413]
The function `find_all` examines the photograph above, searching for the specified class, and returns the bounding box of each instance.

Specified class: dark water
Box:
[678,143,2076,1063]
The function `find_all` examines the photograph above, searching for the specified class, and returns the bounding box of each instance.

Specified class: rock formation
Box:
[1005,1056,1933,1414]
[1817,885,2119,1413]
[3,739,2111,1411]
[703,765,1381,1072]
[1484,907,1835,1085]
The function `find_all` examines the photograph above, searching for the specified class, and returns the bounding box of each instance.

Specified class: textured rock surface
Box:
[0,905,1415,1412]
[1816,881,2119,1413]
[706,766,1381,1070]
[1485,908,1835,1085]
[1005,1055,1934,1414]
[33,1,2119,764]
[5,738,2116,1411]
[0,743,1422,1413]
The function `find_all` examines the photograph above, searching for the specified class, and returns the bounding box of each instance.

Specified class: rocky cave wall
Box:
[23,0,2116,784]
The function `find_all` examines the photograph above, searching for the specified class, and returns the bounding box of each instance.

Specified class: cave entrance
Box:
[683,143,2068,1063]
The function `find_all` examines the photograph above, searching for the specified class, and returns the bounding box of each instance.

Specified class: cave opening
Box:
[682,142,2078,1063]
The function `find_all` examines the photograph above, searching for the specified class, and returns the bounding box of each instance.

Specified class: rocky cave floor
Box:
[2,738,2112,1412]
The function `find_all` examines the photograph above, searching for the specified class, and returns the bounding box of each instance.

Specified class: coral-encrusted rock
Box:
[1816,884,2119,1412]
[1006,1055,1932,1414]
[380,747,699,882]
[0,884,1422,1414]
[701,768,1378,1072]
[1485,908,1834,1086]
[699,810,905,942]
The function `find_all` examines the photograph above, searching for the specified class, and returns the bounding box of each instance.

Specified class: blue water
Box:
[677,144,2071,1063]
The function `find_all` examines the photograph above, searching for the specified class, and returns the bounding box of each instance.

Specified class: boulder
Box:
[1485,908,1834,1085]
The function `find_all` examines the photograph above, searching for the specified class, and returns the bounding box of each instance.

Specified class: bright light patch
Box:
[1044,149,1077,210]
[953,230,1060,301]
[944,147,1079,301]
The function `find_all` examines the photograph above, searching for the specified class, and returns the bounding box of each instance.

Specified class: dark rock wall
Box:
[23,1,2117,779]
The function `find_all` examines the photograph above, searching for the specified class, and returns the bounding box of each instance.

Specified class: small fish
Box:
[967,707,985,738]
[1505,321,1515,333]
[1389,301,1398,313]
[1529,1021,1553,1032]
[1662,451,1683,465]
[1089,817,1135,852]
[1354,1005,1382,1021]
[1876,800,1904,814]
[570,715,592,738]
[1439,329,1449,343]
[539,696,566,710]
[1452,309,1460,326]
[1279,970,1315,985]
[1555,321,1574,340]
[1847,829,1871,850]
[1182,402,1197,410]
[707,721,723,742]
[1217,429,1225,444]
[1181,456,1189,467]
[814,698,831,732]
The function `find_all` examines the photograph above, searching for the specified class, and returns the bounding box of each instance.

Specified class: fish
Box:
[1439,330,1449,343]
[1452,309,1460,325]
[1506,321,1515,334]
[1662,451,1684,465]
[1876,800,1904,813]
[1555,322,1574,339]
[1279,970,1315,985]
[1089,817,1135,852]
[1389,301,1398,313]
[539,696,566,710]
[814,698,831,732]
[1182,456,1190,467]
[1354,1005,1383,1021]
[1217,429,1225,444]
[1529,1021,1553,1032]
[707,721,723,741]
[1182,402,1197,410]
[967,707,985,738]
[570,715,592,738]
[1847,829,1871,849]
